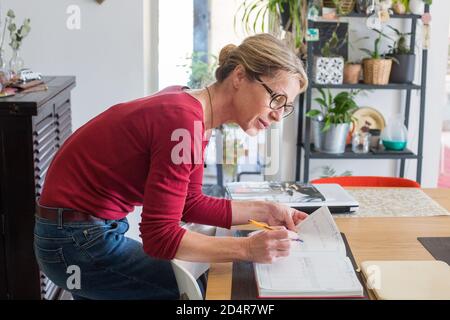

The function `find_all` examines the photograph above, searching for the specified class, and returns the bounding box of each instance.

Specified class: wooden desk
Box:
[205,188,450,300]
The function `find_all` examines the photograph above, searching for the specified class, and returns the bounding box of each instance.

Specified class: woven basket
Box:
[323,0,356,15]
[362,59,393,85]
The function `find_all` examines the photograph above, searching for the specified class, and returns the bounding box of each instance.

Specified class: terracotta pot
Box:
[344,63,362,84]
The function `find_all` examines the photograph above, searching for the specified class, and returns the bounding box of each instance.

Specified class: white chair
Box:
[171,223,218,300]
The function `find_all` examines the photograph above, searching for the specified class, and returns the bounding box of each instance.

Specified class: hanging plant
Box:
[235,0,308,54]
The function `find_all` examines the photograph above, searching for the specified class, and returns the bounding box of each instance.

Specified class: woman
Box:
[34,33,309,300]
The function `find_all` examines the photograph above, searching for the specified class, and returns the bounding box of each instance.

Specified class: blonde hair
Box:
[215,33,308,93]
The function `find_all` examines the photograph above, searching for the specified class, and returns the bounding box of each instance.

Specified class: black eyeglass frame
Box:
[255,76,294,118]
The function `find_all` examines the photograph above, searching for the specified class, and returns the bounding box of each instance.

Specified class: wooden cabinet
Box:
[0,76,76,299]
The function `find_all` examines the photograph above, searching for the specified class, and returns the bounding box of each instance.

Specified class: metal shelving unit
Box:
[295,3,429,184]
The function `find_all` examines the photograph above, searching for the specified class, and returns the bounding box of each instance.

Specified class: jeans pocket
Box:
[34,243,67,266]
[74,222,122,250]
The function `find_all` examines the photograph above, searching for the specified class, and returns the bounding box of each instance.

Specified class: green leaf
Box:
[318,88,327,103]
[8,23,16,32]
[322,117,332,132]
[306,109,322,118]
[359,48,374,58]
[7,9,15,19]
[314,97,327,108]
[327,89,333,109]
[387,25,401,36]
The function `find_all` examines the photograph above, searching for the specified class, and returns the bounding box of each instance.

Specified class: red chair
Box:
[310,176,420,188]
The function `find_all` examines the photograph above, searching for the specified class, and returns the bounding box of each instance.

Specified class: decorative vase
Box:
[9,49,24,76]
[409,0,425,15]
[381,114,408,151]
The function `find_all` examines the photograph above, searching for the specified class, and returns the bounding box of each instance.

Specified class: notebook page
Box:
[256,254,362,294]
[294,206,346,256]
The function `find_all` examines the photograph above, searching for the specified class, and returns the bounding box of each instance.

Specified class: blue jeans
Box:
[33,210,180,300]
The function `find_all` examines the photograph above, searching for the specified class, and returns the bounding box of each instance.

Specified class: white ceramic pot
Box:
[409,0,425,15]
[313,56,344,85]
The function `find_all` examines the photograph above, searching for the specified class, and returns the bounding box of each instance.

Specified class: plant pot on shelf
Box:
[323,0,356,15]
[409,0,425,15]
[314,56,344,85]
[389,54,416,83]
[362,58,392,85]
[355,0,370,13]
[312,120,350,154]
[312,119,324,151]
[343,63,362,84]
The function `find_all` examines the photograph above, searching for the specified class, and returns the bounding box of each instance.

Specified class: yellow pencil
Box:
[247,219,303,242]
[248,219,275,230]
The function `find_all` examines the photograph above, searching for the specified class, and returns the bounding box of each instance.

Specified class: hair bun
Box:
[218,44,237,66]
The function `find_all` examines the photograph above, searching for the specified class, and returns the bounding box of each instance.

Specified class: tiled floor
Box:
[438,131,450,188]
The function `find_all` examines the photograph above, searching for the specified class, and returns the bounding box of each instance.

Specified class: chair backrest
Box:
[171,260,204,300]
[171,223,217,300]
[311,176,420,188]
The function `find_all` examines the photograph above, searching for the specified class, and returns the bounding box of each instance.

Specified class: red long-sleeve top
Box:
[40,86,232,259]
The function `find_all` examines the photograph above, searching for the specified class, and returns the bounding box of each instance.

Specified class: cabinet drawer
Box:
[56,110,71,126]
[56,101,70,115]
[33,130,58,152]
[34,137,56,160]
[34,114,54,135]
[58,121,71,138]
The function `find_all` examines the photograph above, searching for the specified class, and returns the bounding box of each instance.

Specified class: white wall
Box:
[420,1,450,186]
[1,0,151,128]
[1,0,154,240]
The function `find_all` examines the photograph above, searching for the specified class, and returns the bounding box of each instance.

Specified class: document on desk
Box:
[254,206,364,298]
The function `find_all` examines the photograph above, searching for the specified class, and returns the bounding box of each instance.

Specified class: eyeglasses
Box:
[256,76,294,118]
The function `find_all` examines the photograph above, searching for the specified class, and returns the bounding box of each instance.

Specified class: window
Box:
[158,0,193,89]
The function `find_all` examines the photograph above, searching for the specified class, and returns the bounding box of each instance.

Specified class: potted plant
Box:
[359,29,396,85]
[181,52,218,89]
[386,25,415,83]
[409,0,431,15]
[392,0,408,14]
[323,0,356,16]
[314,27,347,85]
[306,88,360,154]
[235,0,308,53]
[343,31,369,84]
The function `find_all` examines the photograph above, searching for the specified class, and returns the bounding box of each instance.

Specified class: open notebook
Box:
[254,206,364,298]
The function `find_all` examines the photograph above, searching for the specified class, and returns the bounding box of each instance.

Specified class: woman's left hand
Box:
[265,202,308,231]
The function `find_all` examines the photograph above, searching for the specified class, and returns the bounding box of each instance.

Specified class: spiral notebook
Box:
[253,206,364,298]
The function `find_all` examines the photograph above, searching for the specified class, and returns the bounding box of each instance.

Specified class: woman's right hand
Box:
[244,228,291,264]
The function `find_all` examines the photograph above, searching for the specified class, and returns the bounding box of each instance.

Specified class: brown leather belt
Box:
[36,205,104,223]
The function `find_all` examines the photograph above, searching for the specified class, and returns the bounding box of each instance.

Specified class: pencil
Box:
[247,219,303,242]
[248,219,275,230]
